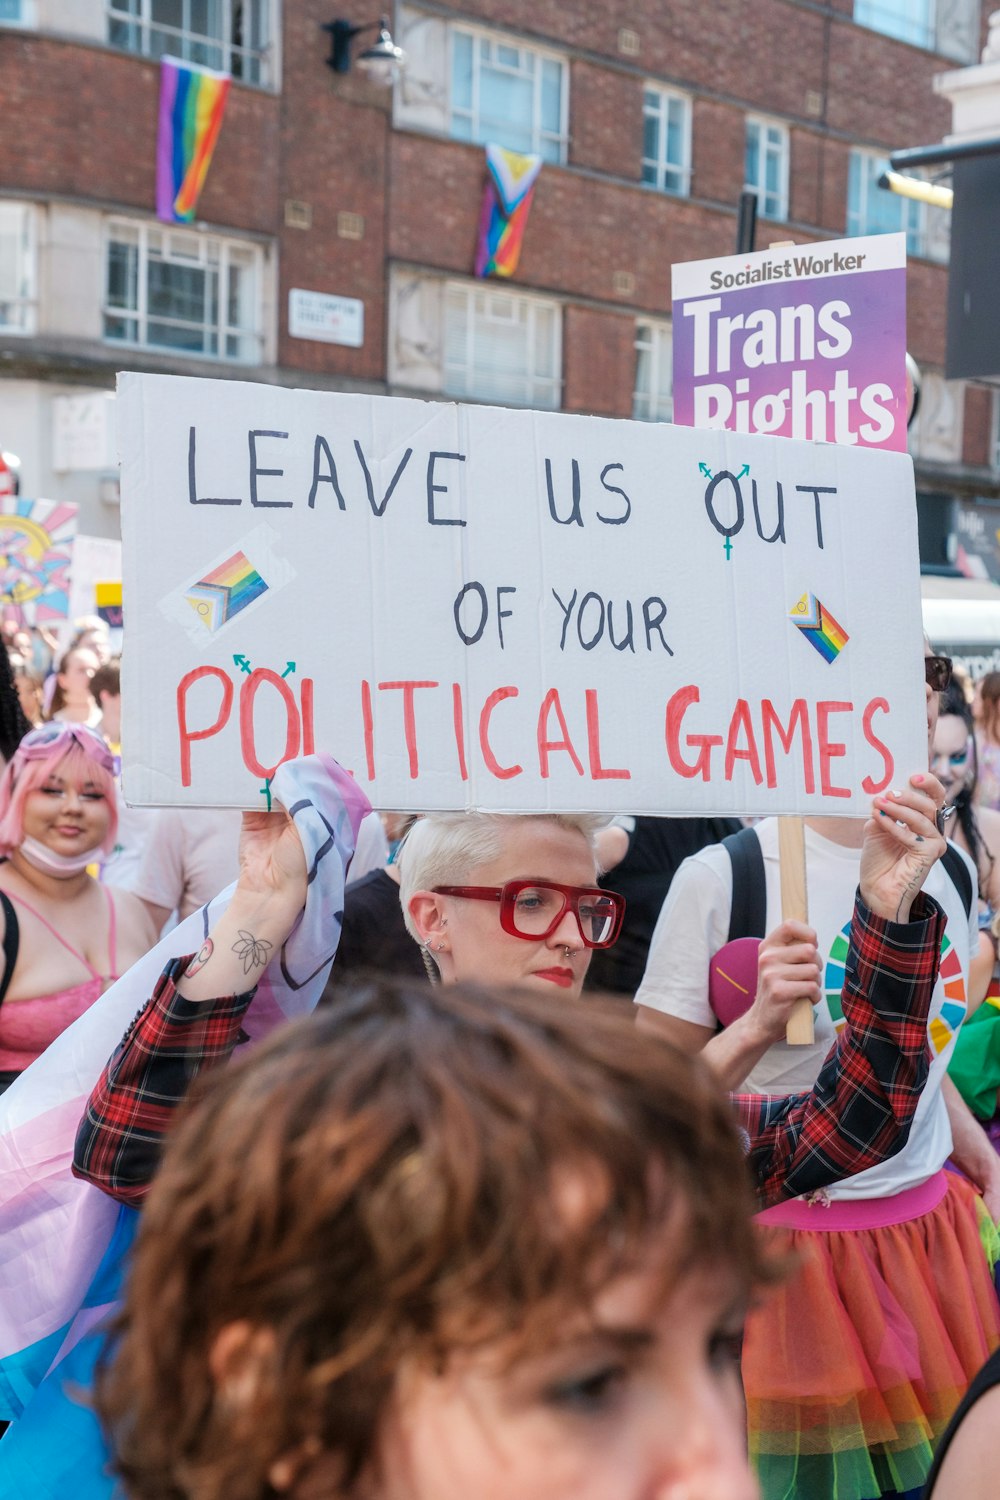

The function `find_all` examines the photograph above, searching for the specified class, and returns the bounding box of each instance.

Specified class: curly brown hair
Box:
[96,975,774,1500]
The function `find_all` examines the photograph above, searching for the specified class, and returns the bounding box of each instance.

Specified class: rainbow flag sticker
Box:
[789,592,849,663]
[186,550,268,634]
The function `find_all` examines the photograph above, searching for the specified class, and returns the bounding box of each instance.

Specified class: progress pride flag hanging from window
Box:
[475,144,543,278]
[155,55,232,225]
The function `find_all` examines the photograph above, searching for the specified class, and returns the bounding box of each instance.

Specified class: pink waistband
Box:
[755,1169,949,1232]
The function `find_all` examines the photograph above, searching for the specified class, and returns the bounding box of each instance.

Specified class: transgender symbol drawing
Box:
[0,499,78,624]
[185,549,269,634]
[789,591,849,663]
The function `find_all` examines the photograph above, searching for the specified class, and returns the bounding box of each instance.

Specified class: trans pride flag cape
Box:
[0,756,369,1441]
[474,143,543,278]
[156,55,231,223]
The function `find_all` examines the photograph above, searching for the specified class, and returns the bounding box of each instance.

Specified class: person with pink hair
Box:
[0,723,157,1091]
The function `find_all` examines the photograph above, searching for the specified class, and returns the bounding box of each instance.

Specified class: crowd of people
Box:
[0,618,999,1499]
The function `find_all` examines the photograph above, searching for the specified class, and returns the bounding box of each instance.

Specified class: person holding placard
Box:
[75,775,947,1214]
[634,645,1000,1500]
[70,768,950,1500]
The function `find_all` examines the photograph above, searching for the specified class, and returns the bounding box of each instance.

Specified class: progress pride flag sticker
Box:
[671,233,907,452]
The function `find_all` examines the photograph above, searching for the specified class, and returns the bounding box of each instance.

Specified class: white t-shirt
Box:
[132,808,389,924]
[634,818,978,1199]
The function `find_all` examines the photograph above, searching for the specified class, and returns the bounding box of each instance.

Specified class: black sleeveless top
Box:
[923,1346,1000,1495]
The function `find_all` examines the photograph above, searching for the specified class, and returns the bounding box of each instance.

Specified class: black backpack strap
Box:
[722,826,767,942]
[0,891,19,1008]
[941,841,974,922]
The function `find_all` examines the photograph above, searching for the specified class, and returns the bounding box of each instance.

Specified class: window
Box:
[443,284,560,408]
[745,118,789,221]
[0,203,35,335]
[104,221,262,361]
[107,0,272,84]
[633,322,673,422]
[450,27,567,163]
[846,149,948,261]
[854,0,935,50]
[0,1,27,24]
[641,87,691,196]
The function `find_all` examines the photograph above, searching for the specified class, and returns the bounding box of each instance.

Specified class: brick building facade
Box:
[0,0,995,560]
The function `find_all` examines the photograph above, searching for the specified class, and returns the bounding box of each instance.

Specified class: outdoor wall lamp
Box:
[877,169,954,210]
[322,14,405,85]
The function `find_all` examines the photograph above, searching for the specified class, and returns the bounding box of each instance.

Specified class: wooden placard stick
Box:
[778,815,814,1045]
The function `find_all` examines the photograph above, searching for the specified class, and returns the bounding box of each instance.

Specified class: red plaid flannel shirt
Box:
[73,892,944,1210]
[738,890,944,1210]
[72,960,255,1207]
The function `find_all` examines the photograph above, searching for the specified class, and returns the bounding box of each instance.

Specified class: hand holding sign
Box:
[709,920,821,1042]
[861,772,949,923]
[235,805,310,915]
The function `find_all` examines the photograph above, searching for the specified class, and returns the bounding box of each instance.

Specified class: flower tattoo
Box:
[232,930,274,976]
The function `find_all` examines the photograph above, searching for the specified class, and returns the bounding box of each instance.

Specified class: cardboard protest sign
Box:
[119,372,926,815]
[0,497,77,626]
[671,233,907,452]
[68,533,122,634]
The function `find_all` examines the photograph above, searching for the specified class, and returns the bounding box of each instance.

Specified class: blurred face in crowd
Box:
[12,664,43,725]
[931,713,974,805]
[58,647,99,710]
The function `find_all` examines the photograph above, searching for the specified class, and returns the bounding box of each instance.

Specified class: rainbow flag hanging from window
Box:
[156,55,231,224]
[474,144,543,279]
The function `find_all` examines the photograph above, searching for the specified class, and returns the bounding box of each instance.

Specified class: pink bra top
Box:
[0,886,119,1072]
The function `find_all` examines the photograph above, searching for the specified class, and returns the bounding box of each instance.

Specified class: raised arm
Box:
[73,807,308,1205]
[736,772,949,1208]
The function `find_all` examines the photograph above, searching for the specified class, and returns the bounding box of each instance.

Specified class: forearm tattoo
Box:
[895,861,927,923]
[232,930,274,976]
[184,939,214,977]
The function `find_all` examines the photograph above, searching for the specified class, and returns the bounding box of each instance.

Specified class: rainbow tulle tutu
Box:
[745,1172,1000,1500]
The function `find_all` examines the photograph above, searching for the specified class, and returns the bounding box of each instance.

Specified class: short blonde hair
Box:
[398,811,610,944]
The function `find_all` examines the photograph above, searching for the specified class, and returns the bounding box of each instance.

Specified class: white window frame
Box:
[102,218,265,364]
[0,202,37,336]
[443,282,562,410]
[744,116,789,222]
[106,0,274,85]
[853,0,936,51]
[448,23,569,164]
[633,321,673,423]
[641,86,692,197]
[0,0,32,27]
[846,147,947,262]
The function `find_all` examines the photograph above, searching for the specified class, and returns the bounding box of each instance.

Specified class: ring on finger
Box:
[936,804,956,836]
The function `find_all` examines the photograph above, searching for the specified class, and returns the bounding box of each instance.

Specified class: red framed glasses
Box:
[433,879,626,949]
